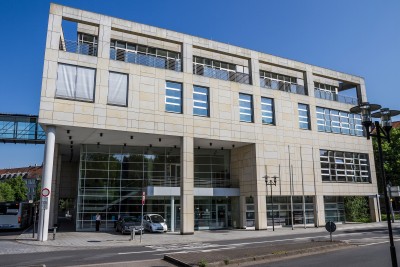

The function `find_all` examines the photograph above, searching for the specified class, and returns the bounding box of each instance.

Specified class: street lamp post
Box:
[350,102,400,267]
[264,175,279,231]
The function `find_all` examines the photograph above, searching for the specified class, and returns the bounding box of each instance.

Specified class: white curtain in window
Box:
[108,72,128,106]
[56,64,76,99]
[75,67,95,101]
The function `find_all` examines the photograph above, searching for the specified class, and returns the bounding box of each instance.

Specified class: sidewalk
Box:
[16,221,390,249]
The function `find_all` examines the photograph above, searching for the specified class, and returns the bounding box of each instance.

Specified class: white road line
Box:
[359,239,400,247]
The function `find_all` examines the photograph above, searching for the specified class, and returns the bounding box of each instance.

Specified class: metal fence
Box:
[193,64,250,84]
[260,78,306,95]
[59,39,98,56]
[314,89,358,105]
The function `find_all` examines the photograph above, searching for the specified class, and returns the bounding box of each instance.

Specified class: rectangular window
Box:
[165,81,182,113]
[316,107,363,137]
[239,93,253,122]
[193,85,209,117]
[108,72,128,106]
[261,97,274,125]
[320,149,370,183]
[56,64,95,102]
[298,103,310,130]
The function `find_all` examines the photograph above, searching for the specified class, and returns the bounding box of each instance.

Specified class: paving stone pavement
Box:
[10,221,391,252]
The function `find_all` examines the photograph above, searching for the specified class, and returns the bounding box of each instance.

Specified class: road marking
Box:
[359,239,400,247]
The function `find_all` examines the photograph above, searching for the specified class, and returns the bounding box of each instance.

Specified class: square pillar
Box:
[180,136,194,234]
[369,194,380,222]
[314,195,325,227]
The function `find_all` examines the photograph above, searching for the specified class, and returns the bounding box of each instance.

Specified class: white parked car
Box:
[143,214,168,233]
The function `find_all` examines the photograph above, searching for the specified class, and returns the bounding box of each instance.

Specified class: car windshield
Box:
[124,216,139,222]
[150,215,164,223]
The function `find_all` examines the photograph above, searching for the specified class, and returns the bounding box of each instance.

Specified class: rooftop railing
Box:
[314,88,358,105]
[260,78,306,95]
[193,63,250,84]
[110,48,182,72]
[59,39,98,56]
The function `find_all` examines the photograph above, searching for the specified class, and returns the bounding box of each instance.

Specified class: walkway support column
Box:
[180,136,194,234]
[38,125,56,241]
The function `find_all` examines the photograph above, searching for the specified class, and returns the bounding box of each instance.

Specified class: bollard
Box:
[53,227,57,240]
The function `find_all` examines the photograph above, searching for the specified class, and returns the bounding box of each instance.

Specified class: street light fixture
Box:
[264,175,279,231]
[350,102,400,267]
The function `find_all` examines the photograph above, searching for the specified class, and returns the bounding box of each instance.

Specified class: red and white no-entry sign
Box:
[42,188,51,197]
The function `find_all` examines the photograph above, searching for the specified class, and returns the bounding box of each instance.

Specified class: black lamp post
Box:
[265,175,279,231]
[350,102,400,267]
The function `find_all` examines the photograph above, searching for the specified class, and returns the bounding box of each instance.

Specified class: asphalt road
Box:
[1,226,400,266]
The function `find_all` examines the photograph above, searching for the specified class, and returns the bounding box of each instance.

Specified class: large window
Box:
[298,103,310,130]
[260,70,306,95]
[110,40,181,71]
[193,85,209,117]
[239,93,253,122]
[165,81,182,113]
[320,150,370,183]
[316,107,363,136]
[261,97,274,125]
[194,149,231,188]
[108,72,128,106]
[55,64,96,101]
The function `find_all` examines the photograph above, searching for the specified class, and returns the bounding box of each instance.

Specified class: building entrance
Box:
[216,204,227,228]
[165,204,180,232]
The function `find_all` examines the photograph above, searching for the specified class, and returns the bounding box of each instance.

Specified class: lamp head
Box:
[372,108,400,134]
[350,102,381,139]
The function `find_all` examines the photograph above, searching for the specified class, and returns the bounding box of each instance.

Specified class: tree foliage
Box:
[0,183,15,202]
[5,175,28,201]
[344,196,370,222]
[373,127,400,191]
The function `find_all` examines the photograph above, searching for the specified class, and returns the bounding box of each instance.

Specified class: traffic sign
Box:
[41,197,49,210]
[325,221,336,233]
[42,188,50,197]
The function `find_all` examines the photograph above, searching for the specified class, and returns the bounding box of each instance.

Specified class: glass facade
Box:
[320,150,370,183]
[316,107,363,136]
[266,196,315,226]
[324,196,345,222]
[194,149,231,188]
[194,197,234,230]
[76,145,180,231]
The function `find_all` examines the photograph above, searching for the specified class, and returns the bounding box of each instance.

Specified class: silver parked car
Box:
[115,216,144,235]
[143,214,168,233]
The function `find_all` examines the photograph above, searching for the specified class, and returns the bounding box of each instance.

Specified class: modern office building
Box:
[37,3,379,239]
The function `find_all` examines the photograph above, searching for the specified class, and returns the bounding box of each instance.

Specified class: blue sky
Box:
[0,0,399,168]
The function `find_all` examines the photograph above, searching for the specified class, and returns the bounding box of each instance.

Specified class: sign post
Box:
[40,188,51,241]
[325,221,336,242]
[140,191,145,243]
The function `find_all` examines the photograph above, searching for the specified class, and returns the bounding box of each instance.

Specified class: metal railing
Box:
[59,39,98,57]
[314,89,358,105]
[260,78,306,95]
[146,176,180,187]
[110,48,182,72]
[193,63,251,84]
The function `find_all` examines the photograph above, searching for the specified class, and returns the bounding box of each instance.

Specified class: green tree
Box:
[344,196,370,222]
[373,127,400,192]
[6,176,28,201]
[0,183,15,202]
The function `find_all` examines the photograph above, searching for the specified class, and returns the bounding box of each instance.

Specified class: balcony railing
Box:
[260,78,306,95]
[110,48,181,72]
[193,63,250,84]
[59,39,98,56]
[314,89,358,105]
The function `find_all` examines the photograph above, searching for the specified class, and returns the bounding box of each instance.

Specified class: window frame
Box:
[107,71,129,107]
[239,93,254,123]
[165,81,183,114]
[261,97,275,125]
[193,85,210,117]
[298,103,311,130]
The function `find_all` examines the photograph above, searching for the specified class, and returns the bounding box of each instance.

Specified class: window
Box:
[239,93,253,122]
[165,81,182,113]
[193,85,209,117]
[261,97,274,125]
[316,107,363,136]
[55,64,96,102]
[320,150,370,183]
[259,70,305,95]
[298,103,310,130]
[108,72,128,106]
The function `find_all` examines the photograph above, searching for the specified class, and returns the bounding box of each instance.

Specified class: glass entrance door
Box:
[216,204,227,228]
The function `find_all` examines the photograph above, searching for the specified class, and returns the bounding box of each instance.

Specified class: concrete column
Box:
[180,136,194,234]
[38,125,56,242]
[369,195,380,222]
[254,194,267,230]
[314,195,325,227]
[171,196,175,232]
[182,40,193,74]
[49,145,60,227]
[305,66,315,98]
